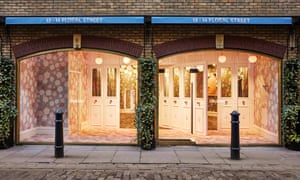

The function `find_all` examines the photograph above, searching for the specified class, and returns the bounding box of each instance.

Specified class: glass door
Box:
[88,66,120,128]
[181,66,192,132]
[237,65,251,128]
[103,67,120,127]
[218,65,234,129]
[171,67,181,129]
[207,64,218,130]
[192,65,207,135]
[159,68,170,128]
[217,63,252,130]
[89,67,103,126]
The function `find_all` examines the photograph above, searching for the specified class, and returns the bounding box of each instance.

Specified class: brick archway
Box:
[13,36,143,58]
[153,36,286,59]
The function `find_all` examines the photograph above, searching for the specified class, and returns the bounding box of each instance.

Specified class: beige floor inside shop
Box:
[20,114,278,145]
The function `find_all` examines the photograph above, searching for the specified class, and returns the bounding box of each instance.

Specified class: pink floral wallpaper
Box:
[20,52,68,131]
[254,57,279,134]
[20,50,89,135]
[20,58,38,131]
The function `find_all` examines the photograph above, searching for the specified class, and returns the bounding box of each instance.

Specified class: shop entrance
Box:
[87,58,137,129]
[19,50,138,144]
[158,50,279,145]
[88,65,120,128]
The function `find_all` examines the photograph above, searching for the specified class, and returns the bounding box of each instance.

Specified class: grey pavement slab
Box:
[0,149,43,163]
[27,150,56,163]
[0,145,299,171]
[64,145,96,151]
[112,151,140,163]
[141,150,179,163]
[175,150,209,163]
[54,149,91,163]
[84,150,115,163]
[0,150,15,159]
[197,148,227,164]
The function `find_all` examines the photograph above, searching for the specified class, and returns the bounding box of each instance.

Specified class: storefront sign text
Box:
[5,16,145,25]
[152,16,292,25]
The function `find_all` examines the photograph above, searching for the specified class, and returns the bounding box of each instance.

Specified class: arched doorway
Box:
[18,50,138,144]
[158,50,280,145]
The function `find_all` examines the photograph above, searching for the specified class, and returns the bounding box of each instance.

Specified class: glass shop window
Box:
[184,67,191,97]
[107,67,117,96]
[221,67,232,97]
[238,67,249,97]
[173,67,180,97]
[92,68,101,96]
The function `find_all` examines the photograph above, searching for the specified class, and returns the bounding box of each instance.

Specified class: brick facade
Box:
[0,1,299,59]
[153,35,286,59]
[13,36,143,58]
[1,25,144,58]
[1,1,300,16]
[1,24,297,60]
[0,1,299,146]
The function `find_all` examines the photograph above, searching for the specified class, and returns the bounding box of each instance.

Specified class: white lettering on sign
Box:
[46,18,52,23]
[45,17,104,24]
[193,17,250,24]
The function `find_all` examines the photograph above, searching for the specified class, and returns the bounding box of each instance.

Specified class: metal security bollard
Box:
[231,110,240,160]
[55,109,64,158]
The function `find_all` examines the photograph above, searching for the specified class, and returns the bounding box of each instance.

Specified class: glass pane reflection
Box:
[107,68,117,96]
[238,67,248,97]
[184,67,191,97]
[196,65,204,98]
[92,68,101,96]
[173,68,180,97]
[164,69,169,97]
[221,67,232,97]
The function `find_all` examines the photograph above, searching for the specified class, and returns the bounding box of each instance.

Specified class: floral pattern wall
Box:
[36,52,68,127]
[20,52,68,132]
[254,56,279,135]
[20,58,38,131]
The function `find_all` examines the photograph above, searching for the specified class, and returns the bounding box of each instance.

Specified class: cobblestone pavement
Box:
[0,164,299,180]
[0,145,300,179]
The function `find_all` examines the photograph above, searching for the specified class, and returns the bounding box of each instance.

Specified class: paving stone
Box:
[175,150,209,163]
[84,151,115,163]
[141,151,179,163]
[112,151,140,163]
[0,145,300,179]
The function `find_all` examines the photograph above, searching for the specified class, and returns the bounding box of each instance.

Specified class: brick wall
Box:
[1,1,300,16]
[2,24,297,60]
[154,25,300,59]
[1,1,299,59]
[1,25,144,58]
[153,25,290,48]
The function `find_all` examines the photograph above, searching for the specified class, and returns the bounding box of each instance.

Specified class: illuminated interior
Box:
[159,50,280,145]
[18,49,280,145]
[19,50,137,144]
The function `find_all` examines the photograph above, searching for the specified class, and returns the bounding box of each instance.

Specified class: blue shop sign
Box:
[5,16,293,25]
[152,16,292,25]
[5,16,145,25]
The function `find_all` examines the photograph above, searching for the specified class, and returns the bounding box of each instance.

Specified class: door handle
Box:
[184,101,188,105]
[109,100,113,104]
[94,99,97,104]
[225,100,228,105]
[173,100,177,104]
[164,100,167,103]
[242,100,245,105]
[197,102,200,106]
